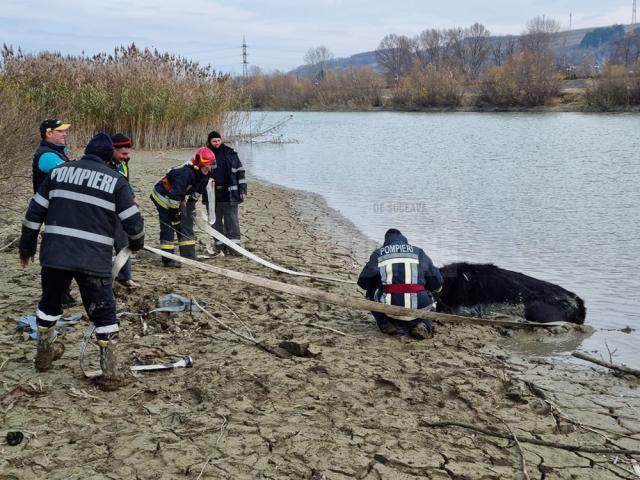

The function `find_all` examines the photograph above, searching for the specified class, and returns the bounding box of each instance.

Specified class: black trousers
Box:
[213,202,241,246]
[37,267,118,337]
[156,201,197,261]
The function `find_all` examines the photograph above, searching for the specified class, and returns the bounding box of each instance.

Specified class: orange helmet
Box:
[191,147,215,170]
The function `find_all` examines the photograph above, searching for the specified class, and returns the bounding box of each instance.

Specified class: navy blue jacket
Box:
[205,143,247,204]
[20,154,145,277]
[151,162,211,213]
[32,141,70,193]
[358,231,443,315]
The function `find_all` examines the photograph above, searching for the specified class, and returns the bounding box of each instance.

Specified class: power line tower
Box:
[633,0,637,24]
[569,12,572,31]
[241,36,248,79]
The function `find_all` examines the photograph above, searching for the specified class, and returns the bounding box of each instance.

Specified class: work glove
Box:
[128,234,145,252]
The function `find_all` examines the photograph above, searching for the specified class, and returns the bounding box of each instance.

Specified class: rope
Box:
[194,212,356,285]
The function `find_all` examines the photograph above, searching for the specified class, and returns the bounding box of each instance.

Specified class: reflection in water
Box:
[237,111,640,367]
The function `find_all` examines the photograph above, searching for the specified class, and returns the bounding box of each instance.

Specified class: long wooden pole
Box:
[145,246,561,329]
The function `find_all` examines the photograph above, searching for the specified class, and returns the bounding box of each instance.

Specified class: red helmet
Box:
[191,147,215,170]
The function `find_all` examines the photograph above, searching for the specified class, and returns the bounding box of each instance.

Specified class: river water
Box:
[236,111,640,368]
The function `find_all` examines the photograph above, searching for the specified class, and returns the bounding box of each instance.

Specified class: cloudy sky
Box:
[1,0,634,73]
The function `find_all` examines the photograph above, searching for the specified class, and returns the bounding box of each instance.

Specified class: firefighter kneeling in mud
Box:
[357,228,443,339]
[19,133,145,378]
[150,147,215,267]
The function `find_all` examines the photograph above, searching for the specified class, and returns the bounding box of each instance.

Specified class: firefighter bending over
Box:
[357,228,443,339]
[150,147,215,267]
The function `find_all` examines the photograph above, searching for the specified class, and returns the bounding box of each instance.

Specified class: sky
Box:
[0,0,635,74]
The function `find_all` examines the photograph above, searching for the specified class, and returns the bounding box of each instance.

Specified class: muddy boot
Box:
[162,258,182,268]
[409,323,433,340]
[35,326,65,372]
[379,323,398,335]
[99,339,120,380]
[94,338,130,391]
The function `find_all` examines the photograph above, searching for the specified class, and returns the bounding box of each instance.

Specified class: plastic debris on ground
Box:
[150,294,206,313]
[17,313,83,340]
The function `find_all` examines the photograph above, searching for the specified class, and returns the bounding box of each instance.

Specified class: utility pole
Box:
[633,0,637,25]
[242,36,248,79]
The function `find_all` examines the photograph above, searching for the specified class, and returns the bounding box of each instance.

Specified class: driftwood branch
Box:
[572,352,640,377]
[492,415,530,480]
[420,421,640,455]
[192,299,288,359]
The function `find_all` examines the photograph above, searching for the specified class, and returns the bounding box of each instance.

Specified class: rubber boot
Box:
[35,326,65,372]
[409,322,433,340]
[162,257,182,268]
[98,339,120,380]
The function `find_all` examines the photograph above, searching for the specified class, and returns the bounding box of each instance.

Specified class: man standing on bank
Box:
[357,228,443,339]
[20,133,145,378]
[110,133,141,288]
[205,131,247,254]
[32,118,79,307]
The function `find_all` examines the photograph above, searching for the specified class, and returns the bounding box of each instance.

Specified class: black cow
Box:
[436,263,586,324]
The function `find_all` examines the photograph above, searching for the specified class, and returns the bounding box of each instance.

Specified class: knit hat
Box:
[207,130,222,142]
[111,133,132,149]
[85,133,114,162]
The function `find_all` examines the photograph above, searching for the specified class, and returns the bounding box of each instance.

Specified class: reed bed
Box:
[1,44,234,149]
[0,44,236,210]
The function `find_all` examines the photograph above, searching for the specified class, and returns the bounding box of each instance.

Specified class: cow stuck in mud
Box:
[436,263,586,324]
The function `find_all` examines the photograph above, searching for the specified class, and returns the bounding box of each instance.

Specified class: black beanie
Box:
[85,133,114,162]
[207,130,222,142]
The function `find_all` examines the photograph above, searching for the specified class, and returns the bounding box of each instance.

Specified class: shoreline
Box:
[1,150,639,478]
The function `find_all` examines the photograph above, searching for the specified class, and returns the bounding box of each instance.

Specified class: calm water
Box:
[237,112,640,368]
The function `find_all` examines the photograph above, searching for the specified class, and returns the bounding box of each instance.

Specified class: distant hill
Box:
[290,23,639,76]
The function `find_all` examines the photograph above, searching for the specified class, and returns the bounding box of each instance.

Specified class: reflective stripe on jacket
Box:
[20,154,144,277]
[357,231,443,321]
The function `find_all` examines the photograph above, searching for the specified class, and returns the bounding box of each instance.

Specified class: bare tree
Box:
[520,16,561,56]
[465,23,491,77]
[304,45,334,80]
[491,36,518,66]
[415,29,448,70]
[375,34,415,83]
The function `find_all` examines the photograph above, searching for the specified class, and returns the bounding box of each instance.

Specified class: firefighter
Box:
[150,147,215,267]
[357,228,443,339]
[19,133,145,378]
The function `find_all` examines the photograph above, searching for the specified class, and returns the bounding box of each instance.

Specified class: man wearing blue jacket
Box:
[357,228,443,339]
[20,133,145,379]
[32,118,79,307]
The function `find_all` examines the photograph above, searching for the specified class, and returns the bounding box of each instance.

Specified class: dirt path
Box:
[1,150,639,479]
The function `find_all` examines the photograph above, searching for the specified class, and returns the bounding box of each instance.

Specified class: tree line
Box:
[243,17,640,110]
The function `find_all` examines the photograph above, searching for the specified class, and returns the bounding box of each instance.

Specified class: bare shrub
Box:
[390,65,465,108]
[584,63,640,109]
[312,67,383,109]
[480,52,561,107]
